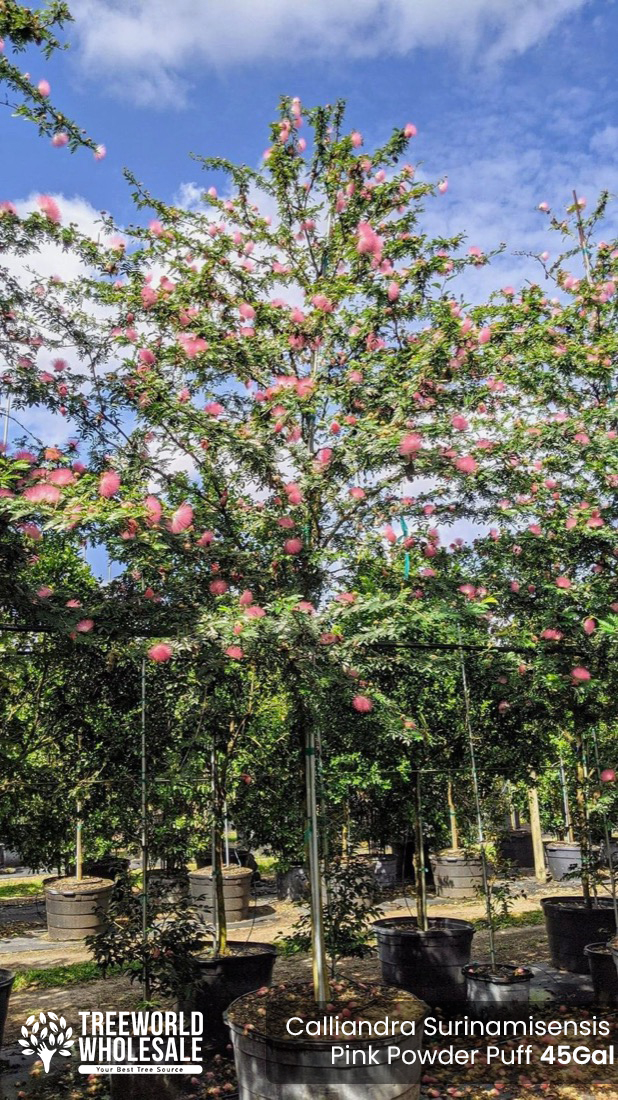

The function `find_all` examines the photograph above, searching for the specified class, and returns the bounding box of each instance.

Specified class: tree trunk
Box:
[413,770,428,932]
[211,740,227,955]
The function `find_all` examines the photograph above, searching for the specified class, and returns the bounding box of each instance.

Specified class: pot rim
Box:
[43,875,114,896]
[190,865,253,880]
[195,941,277,965]
[584,941,614,956]
[463,963,532,984]
[224,984,428,1052]
[541,895,616,912]
[0,968,15,988]
[372,916,475,936]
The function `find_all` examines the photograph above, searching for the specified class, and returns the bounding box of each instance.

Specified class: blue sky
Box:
[3,0,617,274]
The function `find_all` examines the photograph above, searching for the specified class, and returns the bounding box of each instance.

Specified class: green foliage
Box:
[87,872,213,1000]
[279,858,383,974]
[0,1,98,150]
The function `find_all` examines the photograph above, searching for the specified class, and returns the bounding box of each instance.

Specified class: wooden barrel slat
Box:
[45,878,113,942]
[189,868,252,922]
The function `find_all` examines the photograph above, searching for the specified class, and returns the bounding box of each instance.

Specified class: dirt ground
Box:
[0,874,615,1099]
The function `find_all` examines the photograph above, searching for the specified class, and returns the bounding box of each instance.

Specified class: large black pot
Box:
[0,968,14,1050]
[499,829,534,869]
[84,856,131,881]
[179,941,277,1051]
[276,864,308,902]
[585,942,618,1005]
[373,916,475,1006]
[542,896,617,974]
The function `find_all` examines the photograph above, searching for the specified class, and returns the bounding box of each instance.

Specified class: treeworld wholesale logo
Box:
[20,1010,204,1075]
[18,1012,75,1072]
[19,1012,204,1073]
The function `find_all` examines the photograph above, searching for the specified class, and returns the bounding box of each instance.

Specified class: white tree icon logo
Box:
[18,1012,74,1072]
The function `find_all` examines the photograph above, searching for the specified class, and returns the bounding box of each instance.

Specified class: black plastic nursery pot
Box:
[429,850,484,899]
[542,896,617,974]
[44,876,114,942]
[276,864,308,902]
[499,829,534,869]
[146,869,189,905]
[179,942,277,1052]
[0,968,15,1050]
[225,983,428,1100]
[84,855,131,880]
[586,942,618,1005]
[544,841,582,882]
[373,917,475,1007]
[463,964,532,1018]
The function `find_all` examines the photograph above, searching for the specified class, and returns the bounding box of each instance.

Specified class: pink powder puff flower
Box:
[209,579,229,596]
[23,484,61,504]
[352,695,373,713]
[145,495,162,526]
[454,455,478,475]
[99,470,120,498]
[148,643,173,663]
[225,646,244,659]
[246,605,265,619]
[284,538,303,555]
[37,195,61,224]
[170,503,193,533]
[75,619,94,633]
[571,666,591,683]
[399,433,422,456]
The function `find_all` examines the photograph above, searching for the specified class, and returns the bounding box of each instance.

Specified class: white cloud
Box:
[71,0,589,107]
[590,125,618,160]
[1,194,111,449]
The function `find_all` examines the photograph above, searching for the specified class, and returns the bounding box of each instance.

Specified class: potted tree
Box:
[10,100,618,1093]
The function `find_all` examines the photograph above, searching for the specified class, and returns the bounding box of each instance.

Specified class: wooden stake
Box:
[527,779,546,883]
[447,778,460,851]
[305,721,329,1003]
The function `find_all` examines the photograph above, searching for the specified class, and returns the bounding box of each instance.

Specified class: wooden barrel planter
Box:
[189,866,253,922]
[0,969,15,1050]
[373,917,475,1007]
[544,841,582,881]
[463,964,532,1017]
[585,942,618,1005]
[179,942,277,1051]
[541,896,617,973]
[225,982,428,1100]
[146,869,189,905]
[430,850,484,898]
[44,876,113,942]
